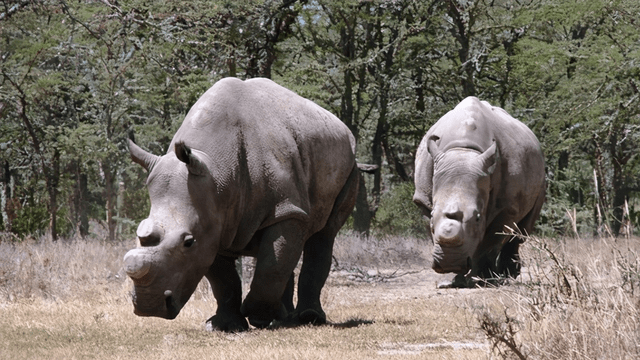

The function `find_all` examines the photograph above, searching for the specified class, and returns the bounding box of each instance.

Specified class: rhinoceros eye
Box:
[476,213,481,222]
[183,235,196,248]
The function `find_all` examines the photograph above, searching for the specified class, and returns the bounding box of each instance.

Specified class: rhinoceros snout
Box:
[434,219,463,247]
[130,287,181,319]
[124,249,151,280]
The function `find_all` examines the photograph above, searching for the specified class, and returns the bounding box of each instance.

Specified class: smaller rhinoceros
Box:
[124,77,358,331]
[413,97,545,287]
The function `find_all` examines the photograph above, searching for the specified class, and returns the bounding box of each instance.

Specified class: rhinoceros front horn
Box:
[124,248,151,280]
[129,139,160,172]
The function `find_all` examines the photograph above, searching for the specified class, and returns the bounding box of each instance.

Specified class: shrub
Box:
[372,182,427,237]
[11,202,49,238]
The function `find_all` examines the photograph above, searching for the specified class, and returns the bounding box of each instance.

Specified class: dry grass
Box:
[0,234,488,359]
[2,231,639,359]
[476,232,640,359]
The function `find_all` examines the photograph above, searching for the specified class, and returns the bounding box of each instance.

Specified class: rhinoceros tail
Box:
[356,163,378,174]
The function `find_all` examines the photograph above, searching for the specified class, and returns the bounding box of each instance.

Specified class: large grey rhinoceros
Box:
[124,77,358,331]
[413,97,545,287]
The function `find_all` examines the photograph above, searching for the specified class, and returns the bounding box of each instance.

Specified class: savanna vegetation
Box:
[1,0,639,240]
[1,232,639,358]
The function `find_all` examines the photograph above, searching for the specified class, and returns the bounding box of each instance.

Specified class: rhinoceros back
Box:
[168,77,356,243]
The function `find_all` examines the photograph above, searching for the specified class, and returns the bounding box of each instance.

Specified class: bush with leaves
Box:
[372,182,427,237]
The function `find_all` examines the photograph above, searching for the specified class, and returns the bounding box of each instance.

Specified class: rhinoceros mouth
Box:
[131,288,181,319]
[432,248,471,274]
[164,292,179,319]
[432,260,468,274]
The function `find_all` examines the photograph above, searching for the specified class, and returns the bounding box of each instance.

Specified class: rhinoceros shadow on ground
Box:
[206,316,374,332]
[274,317,375,330]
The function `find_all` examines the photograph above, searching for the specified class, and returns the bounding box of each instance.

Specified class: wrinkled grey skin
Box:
[413,97,545,287]
[124,77,358,331]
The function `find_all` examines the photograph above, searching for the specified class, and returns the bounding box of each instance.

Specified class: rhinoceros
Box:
[413,97,545,287]
[124,77,358,331]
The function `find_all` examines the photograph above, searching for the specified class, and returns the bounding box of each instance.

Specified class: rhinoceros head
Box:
[124,140,219,319]
[427,138,498,275]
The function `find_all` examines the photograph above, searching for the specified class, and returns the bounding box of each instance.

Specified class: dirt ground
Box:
[226,235,498,356]
[324,264,492,353]
[0,235,502,359]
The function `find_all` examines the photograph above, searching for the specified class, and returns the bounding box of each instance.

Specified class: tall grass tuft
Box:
[478,229,640,359]
[332,231,431,269]
[0,236,131,303]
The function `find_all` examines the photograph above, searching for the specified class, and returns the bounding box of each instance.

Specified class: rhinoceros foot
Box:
[242,300,288,329]
[297,308,327,325]
[437,273,475,288]
[205,313,249,333]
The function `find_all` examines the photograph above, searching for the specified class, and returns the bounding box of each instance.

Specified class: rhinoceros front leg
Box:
[205,254,249,332]
[241,219,306,329]
[473,219,523,285]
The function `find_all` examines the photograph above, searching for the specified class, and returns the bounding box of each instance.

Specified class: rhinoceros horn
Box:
[136,218,163,246]
[124,248,151,279]
[129,139,160,172]
[478,140,499,175]
[175,141,208,176]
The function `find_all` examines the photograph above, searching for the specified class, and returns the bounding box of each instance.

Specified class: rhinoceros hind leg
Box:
[205,255,248,332]
[281,273,295,313]
[242,219,306,328]
[294,228,333,325]
[296,165,358,325]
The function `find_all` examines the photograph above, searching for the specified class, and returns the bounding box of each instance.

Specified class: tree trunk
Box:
[610,133,626,237]
[382,137,410,182]
[353,174,373,235]
[47,149,60,241]
[0,161,10,232]
[447,0,475,97]
[103,161,116,241]
[72,161,89,238]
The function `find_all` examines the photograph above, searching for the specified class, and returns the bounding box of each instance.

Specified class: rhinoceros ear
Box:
[175,142,208,176]
[478,140,499,175]
[129,139,160,172]
[427,136,441,160]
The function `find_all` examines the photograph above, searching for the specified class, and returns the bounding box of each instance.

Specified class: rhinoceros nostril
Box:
[444,210,463,221]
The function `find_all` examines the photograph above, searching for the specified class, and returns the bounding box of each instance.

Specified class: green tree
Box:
[281,0,440,234]
[1,1,82,240]
[509,0,640,236]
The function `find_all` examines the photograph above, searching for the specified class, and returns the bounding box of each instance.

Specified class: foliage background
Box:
[1,0,638,240]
